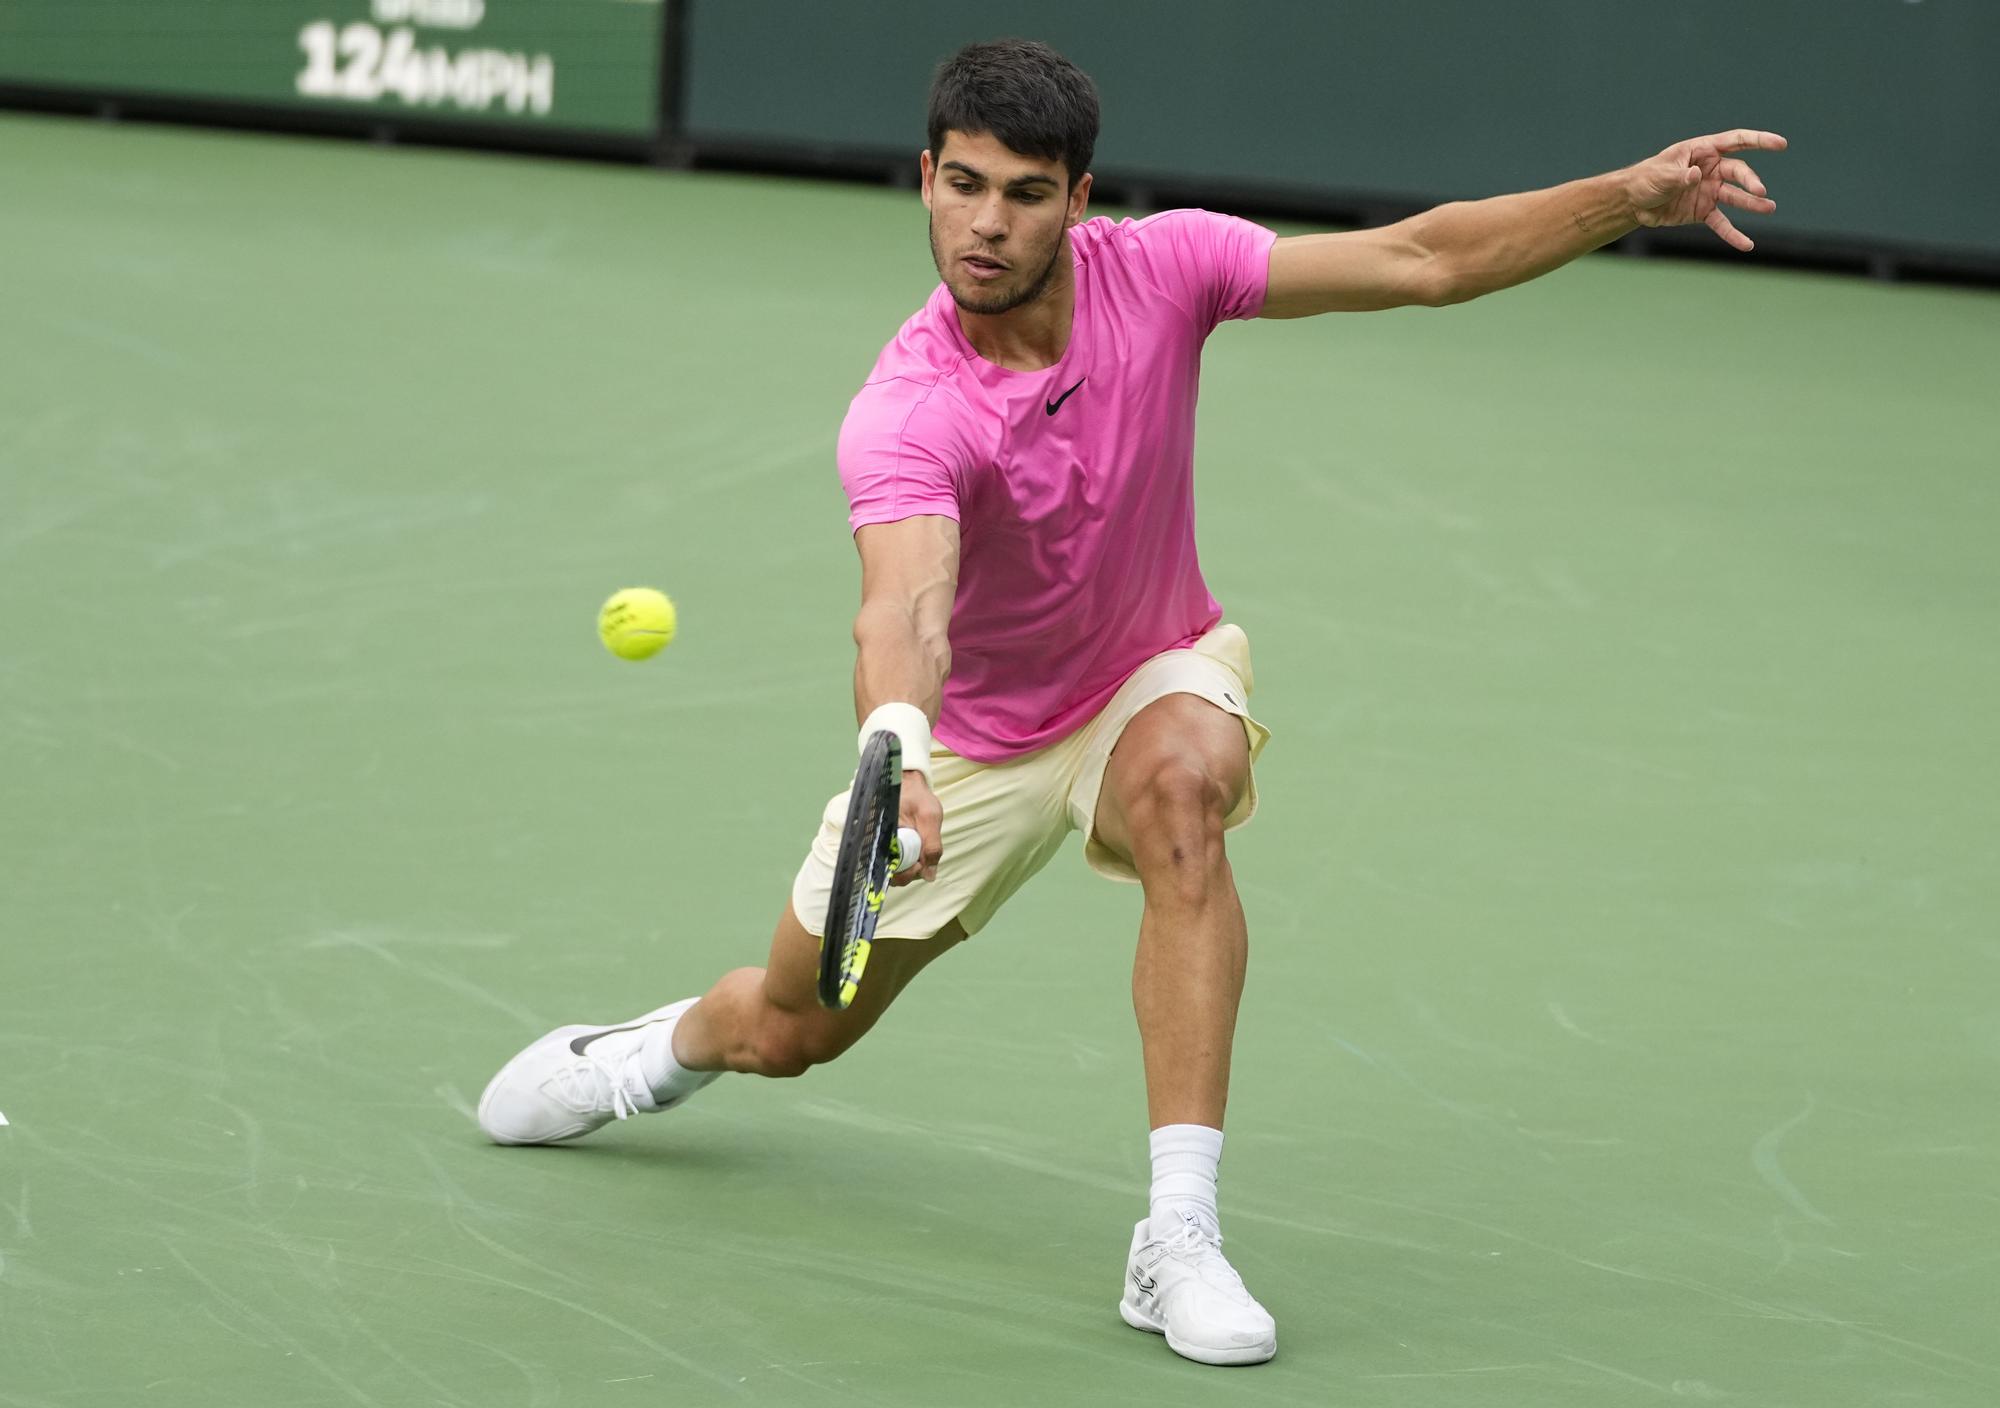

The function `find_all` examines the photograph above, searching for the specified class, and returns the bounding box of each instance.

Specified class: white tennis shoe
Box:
[477,998,708,1145]
[1119,1211,1277,1365]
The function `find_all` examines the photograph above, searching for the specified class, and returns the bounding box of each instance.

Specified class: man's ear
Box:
[919,149,936,211]
[1066,170,1093,228]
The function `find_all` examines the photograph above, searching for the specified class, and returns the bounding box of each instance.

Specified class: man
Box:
[477,39,1784,1366]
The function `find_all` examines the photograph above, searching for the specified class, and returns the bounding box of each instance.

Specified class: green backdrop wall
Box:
[5,0,1997,266]
[0,0,663,136]
[683,0,2000,267]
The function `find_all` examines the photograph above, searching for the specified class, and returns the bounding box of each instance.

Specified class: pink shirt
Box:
[838,209,1276,762]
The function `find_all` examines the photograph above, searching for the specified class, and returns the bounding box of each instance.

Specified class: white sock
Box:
[1149,1123,1224,1236]
[639,1006,719,1105]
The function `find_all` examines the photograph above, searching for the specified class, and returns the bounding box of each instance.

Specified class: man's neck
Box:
[955,242,1076,372]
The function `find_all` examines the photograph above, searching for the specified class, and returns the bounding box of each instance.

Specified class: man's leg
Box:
[476,903,962,1144]
[480,730,1074,1145]
[1091,691,1275,1366]
[1091,692,1251,1132]
[672,908,965,1077]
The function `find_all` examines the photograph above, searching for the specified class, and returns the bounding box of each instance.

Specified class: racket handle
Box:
[894,826,923,875]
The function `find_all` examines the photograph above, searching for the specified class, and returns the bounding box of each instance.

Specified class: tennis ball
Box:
[598,587,676,661]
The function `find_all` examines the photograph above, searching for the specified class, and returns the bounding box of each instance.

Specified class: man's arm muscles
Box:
[1262,130,1784,318]
[1403,172,1639,306]
[852,514,959,726]
[851,514,958,881]
[1261,172,1635,317]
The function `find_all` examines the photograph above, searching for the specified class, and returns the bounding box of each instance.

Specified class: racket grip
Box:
[894,826,923,875]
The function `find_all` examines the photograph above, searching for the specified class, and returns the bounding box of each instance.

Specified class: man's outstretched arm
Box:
[852,514,959,882]
[1260,129,1788,317]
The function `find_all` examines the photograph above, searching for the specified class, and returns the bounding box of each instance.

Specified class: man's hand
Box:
[1627,130,1788,252]
[894,769,943,886]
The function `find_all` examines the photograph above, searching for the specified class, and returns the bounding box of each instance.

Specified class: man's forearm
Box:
[852,600,951,725]
[1413,170,1638,305]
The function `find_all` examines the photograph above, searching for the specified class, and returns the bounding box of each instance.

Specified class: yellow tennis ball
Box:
[597,587,676,661]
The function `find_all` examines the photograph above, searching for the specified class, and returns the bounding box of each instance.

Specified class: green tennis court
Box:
[3,112,1997,1405]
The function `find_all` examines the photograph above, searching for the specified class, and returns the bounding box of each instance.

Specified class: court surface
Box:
[3,112,1997,1406]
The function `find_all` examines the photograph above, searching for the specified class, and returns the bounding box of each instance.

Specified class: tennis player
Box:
[478,40,1784,1365]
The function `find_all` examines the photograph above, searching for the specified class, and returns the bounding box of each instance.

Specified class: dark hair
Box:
[927,39,1099,188]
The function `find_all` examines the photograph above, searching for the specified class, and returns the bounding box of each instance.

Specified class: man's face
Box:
[922,130,1090,316]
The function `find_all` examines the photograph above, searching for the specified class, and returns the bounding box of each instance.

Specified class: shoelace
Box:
[549,1044,653,1120]
[1157,1222,1248,1295]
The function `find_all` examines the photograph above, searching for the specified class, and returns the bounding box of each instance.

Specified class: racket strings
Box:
[820,730,901,1011]
[843,787,892,949]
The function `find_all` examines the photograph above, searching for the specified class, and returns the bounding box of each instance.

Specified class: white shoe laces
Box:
[548,1044,654,1121]
[1155,1220,1248,1296]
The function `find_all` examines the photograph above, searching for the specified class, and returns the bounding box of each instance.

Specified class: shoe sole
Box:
[476,1000,693,1145]
[1119,1295,1276,1366]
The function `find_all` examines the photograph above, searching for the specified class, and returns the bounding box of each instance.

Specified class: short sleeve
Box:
[837,376,967,532]
[1122,208,1278,332]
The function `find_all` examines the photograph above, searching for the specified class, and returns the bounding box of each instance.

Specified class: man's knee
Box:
[1127,758,1233,832]
[1122,759,1235,881]
[742,926,960,1078]
[748,1004,853,1079]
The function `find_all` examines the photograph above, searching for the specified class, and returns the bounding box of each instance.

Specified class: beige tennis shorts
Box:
[791,623,1270,941]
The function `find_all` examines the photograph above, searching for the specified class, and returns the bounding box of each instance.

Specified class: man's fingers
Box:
[1705,128,1788,154]
[889,821,938,886]
[1705,207,1753,252]
[1717,183,1776,215]
[1719,157,1767,195]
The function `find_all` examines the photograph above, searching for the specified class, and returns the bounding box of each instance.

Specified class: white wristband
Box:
[859,702,933,779]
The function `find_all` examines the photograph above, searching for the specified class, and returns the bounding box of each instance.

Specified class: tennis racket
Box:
[818,729,922,1011]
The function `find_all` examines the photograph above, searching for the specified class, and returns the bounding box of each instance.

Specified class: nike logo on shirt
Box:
[1045,376,1086,415]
